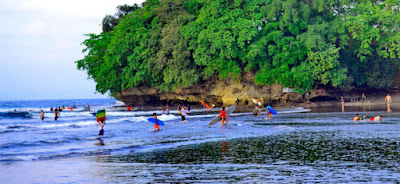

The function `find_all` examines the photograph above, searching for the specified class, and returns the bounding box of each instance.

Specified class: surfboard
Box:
[252,99,262,106]
[267,106,277,115]
[147,118,165,126]
[96,109,106,122]
[208,105,236,126]
[200,100,211,109]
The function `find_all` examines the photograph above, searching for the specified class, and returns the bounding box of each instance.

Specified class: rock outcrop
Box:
[116,73,334,107]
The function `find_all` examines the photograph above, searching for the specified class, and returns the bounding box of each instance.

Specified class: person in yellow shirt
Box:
[40,110,44,121]
[353,114,360,121]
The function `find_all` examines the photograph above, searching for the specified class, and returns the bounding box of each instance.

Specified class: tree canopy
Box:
[76,0,400,96]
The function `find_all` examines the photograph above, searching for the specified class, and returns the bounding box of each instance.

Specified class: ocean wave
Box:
[0,155,39,161]
[0,111,31,119]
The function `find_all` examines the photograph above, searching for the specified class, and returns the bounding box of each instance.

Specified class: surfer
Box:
[50,107,53,112]
[98,119,105,136]
[236,98,240,105]
[353,114,360,121]
[266,106,273,119]
[40,110,44,121]
[153,113,160,131]
[127,106,131,111]
[180,106,187,123]
[220,107,230,126]
[385,94,392,112]
[187,104,191,113]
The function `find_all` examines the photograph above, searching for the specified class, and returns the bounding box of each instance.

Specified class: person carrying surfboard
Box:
[153,113,160,131]
[266,106,275,119]
[221,107,230,126]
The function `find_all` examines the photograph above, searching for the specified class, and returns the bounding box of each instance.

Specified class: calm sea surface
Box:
[0,99,399,183]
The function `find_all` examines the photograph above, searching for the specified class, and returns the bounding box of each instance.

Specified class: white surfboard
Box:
[208,105,236,126]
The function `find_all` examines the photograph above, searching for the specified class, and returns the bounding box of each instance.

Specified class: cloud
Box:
[0,0,145,100]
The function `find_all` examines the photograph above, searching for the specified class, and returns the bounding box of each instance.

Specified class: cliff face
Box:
[116,73,331,107]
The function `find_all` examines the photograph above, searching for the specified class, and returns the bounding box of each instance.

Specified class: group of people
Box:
[40,104,87,121]
[252,106,274,119]
[83,105,90,112]
[341,93,393,113]
[353,114,383,121]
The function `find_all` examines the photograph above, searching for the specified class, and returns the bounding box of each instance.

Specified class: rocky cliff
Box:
[116,73,333,107]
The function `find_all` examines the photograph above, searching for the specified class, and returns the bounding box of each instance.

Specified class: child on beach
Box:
[98,119,105,136]
[220,107,230,126]
[153,113,160,131]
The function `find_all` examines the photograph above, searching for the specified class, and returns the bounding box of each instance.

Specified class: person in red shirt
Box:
[220,107,230,127]
[153,113,160,131]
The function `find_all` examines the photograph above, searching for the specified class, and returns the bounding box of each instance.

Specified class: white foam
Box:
[158,114,180,121]
[0,155,39,161]
[278,107,311,114]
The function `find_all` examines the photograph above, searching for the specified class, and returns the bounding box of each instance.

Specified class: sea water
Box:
[0,99,399,183]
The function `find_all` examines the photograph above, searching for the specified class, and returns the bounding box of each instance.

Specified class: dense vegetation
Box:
[76,0,400,96]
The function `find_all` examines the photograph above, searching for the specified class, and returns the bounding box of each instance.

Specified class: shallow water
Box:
[1,99,399,183]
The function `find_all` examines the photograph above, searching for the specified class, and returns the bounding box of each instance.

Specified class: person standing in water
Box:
[153,113,160,131]
[177,104,182,111]
[41,110,44,121]
[54,109,58,121]
[98,119,105,136]
[180,106,187,123]
[220,107,230,127]
[163,104,170,115]
[385,94,392,112]
[353,114,360,121]
[266,106,273,119]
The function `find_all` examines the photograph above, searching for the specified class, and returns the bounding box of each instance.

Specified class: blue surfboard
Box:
[267,106,277,115]
[147,118,165,126]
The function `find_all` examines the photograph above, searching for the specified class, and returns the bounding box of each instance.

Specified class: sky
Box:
[0,0,145,101]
